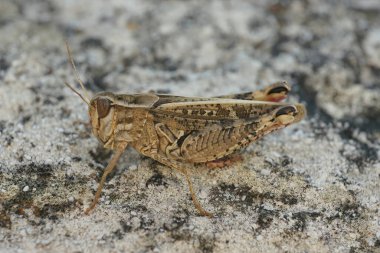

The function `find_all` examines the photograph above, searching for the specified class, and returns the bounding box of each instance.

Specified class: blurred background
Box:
[0,1,379,252]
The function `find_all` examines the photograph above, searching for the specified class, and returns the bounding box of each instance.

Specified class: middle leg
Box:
[153,154,213,217]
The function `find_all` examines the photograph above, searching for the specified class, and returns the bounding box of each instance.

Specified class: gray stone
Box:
[0,0,379,252]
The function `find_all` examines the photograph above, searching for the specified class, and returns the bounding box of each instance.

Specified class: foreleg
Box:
[84,148,125,214]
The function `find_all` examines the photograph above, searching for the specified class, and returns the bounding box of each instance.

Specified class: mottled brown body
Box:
[73,81,306,217]
[90,85,305,164]
[65,42,305,217]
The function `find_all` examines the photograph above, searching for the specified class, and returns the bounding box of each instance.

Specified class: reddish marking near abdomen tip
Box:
[268,95,286,102]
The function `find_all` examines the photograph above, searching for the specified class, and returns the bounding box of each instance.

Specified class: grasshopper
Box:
[64,43,306,217]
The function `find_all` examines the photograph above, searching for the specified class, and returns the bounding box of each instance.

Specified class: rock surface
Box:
[0,0,379,252]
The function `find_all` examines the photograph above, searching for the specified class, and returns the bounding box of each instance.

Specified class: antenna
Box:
[65,40,90,105]
[64,81,90,105]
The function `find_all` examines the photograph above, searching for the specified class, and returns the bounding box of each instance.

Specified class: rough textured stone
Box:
[0,1,379,252]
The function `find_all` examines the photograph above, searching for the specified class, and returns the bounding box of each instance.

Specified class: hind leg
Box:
[206,154,243,168]
[215,81,290,102]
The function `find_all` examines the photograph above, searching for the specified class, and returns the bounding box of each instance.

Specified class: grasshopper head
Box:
[89,93,117,147]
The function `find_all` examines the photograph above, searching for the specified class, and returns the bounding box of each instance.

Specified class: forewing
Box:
[151,97,288,130]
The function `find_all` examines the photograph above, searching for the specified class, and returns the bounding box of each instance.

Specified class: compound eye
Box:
[97,98,111,118]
